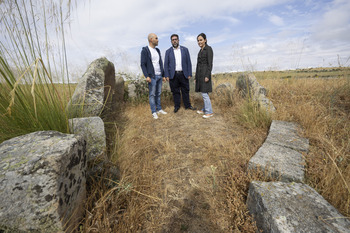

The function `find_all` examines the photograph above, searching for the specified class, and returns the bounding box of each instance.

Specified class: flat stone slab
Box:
[248,142,304,182]
[247,181,350,233]
[266,120,309,152]
[248,120,308,182]
[0,131,87,232]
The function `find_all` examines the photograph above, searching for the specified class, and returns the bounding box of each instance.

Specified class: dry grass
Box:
[82,71,350,232]
[82,92,268,232]
[260,77,350,217]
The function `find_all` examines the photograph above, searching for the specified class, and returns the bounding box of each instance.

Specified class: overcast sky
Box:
[65,0,350,76]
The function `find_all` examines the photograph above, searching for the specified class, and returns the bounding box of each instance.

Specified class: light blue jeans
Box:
[148,75,163,113]
[201,93,213,114]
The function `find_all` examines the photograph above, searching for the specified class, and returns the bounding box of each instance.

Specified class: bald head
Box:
[148,33,159,48]
[148,33,156,41]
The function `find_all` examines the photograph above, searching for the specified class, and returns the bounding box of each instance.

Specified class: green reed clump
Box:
[0,0,75,143]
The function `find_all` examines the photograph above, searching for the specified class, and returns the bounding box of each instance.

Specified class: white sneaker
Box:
[197,110,204,114]
[157,109,167,115]
[152,112,158,119]
[203,113,214,119]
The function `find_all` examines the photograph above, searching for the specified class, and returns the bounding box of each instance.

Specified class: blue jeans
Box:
[201,93,213,114]
[148,75,163,113]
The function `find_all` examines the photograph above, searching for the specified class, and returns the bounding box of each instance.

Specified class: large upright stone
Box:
[247,181,350,233]
[0,131,86,232]
[236,73,276,113]
[69,116,106,162]
[67,57,116,117]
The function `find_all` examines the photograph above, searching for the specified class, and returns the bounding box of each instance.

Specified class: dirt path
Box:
[114,100,265,232]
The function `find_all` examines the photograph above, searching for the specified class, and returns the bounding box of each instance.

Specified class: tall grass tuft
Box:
[0,0,75,143]
[236,98,272,129]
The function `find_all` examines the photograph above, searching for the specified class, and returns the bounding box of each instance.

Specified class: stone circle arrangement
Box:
[0,58,349,232]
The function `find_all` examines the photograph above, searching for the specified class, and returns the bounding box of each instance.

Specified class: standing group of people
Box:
[140,32,214,119]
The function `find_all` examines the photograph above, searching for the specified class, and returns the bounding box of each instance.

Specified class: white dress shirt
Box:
[173,46,182,72]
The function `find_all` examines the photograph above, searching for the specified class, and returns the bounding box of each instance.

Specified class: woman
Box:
[195,33,214,118]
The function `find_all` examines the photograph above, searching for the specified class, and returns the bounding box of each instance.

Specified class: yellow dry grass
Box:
[260,77,350,216]
[82,73,350,232]
[83,94,267,232]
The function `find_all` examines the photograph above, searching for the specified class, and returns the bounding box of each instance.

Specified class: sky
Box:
[65,0,350,77]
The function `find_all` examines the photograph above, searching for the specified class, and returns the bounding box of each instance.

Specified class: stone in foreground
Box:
[248,142,304,182]
[247,181,350,233]
[0,131,86,232]
[266,120,309,152]
[248,120,307,182]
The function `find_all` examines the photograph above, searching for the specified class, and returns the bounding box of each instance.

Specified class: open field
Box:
[81,67,350,232]
[214,66,350,80]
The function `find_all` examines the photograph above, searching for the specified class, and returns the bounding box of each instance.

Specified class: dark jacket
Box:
[140,46,164,78]
[195,45,213,93]
[164,46,192,79]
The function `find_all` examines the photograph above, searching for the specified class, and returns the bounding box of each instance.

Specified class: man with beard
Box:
[140,33,167,119]
[164,34,196,113]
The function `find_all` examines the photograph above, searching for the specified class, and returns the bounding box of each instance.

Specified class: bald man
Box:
[140,33,167,119]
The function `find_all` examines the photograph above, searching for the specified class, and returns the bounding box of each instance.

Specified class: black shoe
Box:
[185,106,197,110]
[174,107,180,113]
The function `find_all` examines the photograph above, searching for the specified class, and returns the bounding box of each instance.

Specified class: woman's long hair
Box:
[197,33,207,44]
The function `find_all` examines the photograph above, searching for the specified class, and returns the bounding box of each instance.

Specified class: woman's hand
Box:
[205,77,209,83]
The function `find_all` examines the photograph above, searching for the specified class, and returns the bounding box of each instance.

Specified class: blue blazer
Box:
[164,46,192,79]
[140,46,164,78]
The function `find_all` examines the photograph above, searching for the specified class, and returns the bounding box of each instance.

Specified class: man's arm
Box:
[187,48,192,78]
[140,47,151,83]
[164,49,170,78]
[184,47,192,79]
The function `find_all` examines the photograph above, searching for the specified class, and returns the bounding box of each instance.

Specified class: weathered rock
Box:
[248,120,308,182]
[127,79,149,100]
[0,131,86,232]
[127,83,137,98]
[162,80,171,93]
[87,159,120,185]
[236,73,276,113]
[69,116,106,162]
[266,120,309,152]
[248,142,304,182]
[236,73,264,97]
[114,75,125,103]
[67,57,116,117]
[127,78,172,100]
[247,181,350,233]
[215,83,235,96]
